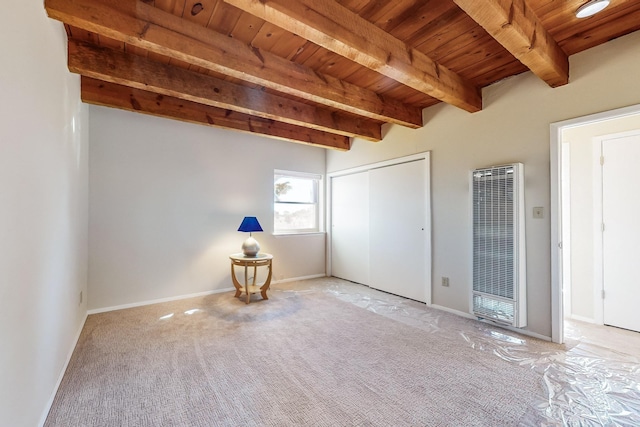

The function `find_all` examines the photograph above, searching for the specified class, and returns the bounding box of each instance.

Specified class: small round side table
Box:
[229,253,273,304]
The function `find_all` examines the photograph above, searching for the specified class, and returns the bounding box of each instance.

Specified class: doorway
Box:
[551,104,640,344]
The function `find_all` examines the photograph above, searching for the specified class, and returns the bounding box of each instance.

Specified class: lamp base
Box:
[242,236,260,257]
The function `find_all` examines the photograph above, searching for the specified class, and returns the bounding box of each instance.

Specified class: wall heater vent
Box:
[471,163,526,327]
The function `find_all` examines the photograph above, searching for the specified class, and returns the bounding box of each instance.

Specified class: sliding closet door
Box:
[369,160,427,302]
[331,172,370,285]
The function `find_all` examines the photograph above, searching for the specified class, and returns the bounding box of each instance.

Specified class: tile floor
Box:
[565,317,640,358]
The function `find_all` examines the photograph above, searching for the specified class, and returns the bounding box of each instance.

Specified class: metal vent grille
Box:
[471,164,526,328]
[472,294,514,325]
[473,166,515,299]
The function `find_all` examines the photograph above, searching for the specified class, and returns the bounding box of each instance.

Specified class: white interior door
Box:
[369,160,427,302]
[331,172,369,285]
[561,143,572,318]
[602,132,640,332]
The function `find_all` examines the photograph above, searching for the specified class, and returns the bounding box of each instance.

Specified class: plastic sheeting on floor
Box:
[276,278,640,426]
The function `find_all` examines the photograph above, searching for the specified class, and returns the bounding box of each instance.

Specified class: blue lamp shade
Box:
[237,216,263,233]
[238,217,263,257]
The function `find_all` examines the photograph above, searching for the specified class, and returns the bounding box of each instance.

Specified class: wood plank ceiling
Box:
[45,0,640,150]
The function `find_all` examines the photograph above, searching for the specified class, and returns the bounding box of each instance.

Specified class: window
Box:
[274,170,321,234]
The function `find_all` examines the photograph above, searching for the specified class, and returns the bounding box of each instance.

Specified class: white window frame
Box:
[274,169,323,235]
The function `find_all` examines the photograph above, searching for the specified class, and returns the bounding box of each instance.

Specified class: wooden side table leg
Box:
[252,265,258,287]
[244,264,250,304]
[261,260,272,300]
[231,263,242,298]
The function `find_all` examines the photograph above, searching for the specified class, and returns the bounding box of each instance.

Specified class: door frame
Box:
[327,152,432,305]
[550,103,640,344]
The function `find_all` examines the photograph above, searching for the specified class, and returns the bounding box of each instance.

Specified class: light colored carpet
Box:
[45,280,548,426]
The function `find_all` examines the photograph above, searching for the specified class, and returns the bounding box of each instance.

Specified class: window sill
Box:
[273,231,326,237]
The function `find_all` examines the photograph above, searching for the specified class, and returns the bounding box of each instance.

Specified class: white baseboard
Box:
[87,275,328,315]
[273,274,326,284]
[567,314,596,324]
[479,319,552,342]
[429,304,476,319]
[430,304,551,342]
[38,311,88,427]
[87,288,235,315]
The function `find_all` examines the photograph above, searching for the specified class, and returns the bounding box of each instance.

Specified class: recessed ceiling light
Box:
[576,0,611,18]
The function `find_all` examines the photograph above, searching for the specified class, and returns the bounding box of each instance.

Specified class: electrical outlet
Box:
[442,277,450,287]
[533,207,544,219]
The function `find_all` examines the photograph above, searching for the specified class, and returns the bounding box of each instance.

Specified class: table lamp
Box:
[237,216,263,257]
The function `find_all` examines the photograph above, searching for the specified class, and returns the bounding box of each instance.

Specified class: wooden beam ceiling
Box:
[453,0,569,87]
[44,0,422,129]
[68,39,379,144]
[81,77,351,150]
[224,0,483,113]
[42,0,640,150]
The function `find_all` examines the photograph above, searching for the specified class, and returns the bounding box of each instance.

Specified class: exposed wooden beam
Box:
[81,77,351,150]
[44,0,422,128]
[224,0,482,113]
[68,39,380,142]
[453,0,569,87]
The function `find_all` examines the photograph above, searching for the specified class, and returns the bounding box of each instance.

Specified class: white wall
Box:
[327,31,640,339]
[0,2,88,426]
[88,107,326,310]
[563,114,640,321]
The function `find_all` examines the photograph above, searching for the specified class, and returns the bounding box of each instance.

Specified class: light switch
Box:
[533,207,544,219]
